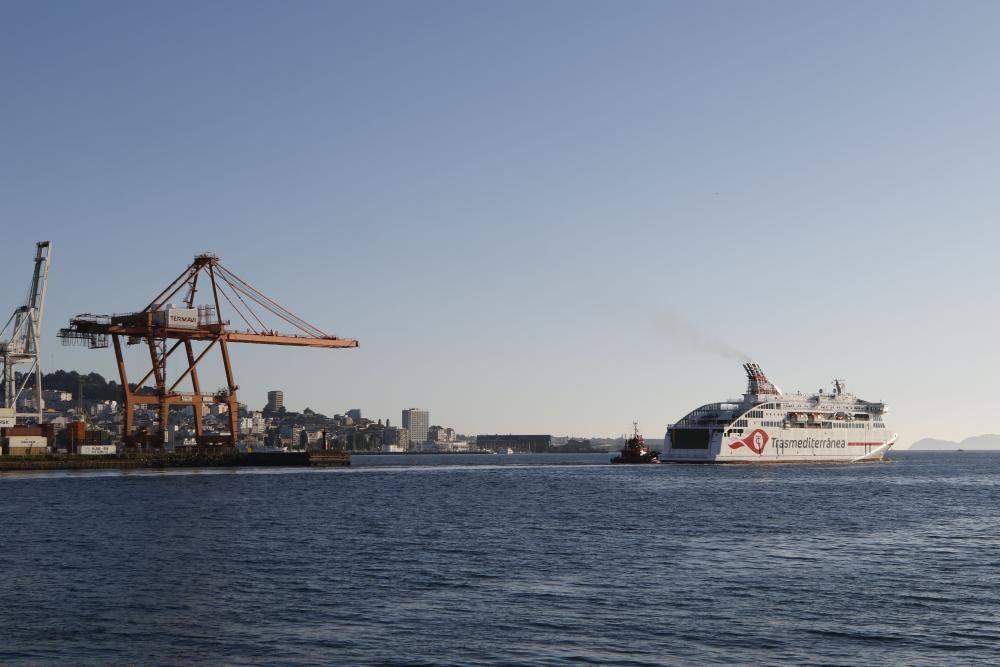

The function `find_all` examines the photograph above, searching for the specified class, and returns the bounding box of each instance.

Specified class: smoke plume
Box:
[654,312,752,362]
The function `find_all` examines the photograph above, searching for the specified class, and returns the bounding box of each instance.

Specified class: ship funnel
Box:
[743,362,781,396]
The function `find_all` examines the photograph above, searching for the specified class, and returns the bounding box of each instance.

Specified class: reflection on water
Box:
[1,451,997,666]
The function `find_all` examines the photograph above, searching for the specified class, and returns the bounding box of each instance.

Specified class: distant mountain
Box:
[908,438,959,450]
[959,434,1000,450]
[909,435,1000,450]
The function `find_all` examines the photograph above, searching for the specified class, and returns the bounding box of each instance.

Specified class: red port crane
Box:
[59,253,357,448]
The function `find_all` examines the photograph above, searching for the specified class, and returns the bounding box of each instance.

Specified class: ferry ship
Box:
[664,363,896,463]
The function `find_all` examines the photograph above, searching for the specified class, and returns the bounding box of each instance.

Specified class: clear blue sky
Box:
[3,1,998,446]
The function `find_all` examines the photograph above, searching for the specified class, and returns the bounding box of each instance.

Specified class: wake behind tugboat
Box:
[611,423,661,464]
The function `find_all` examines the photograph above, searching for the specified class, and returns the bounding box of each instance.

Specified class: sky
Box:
[2,1,999,446]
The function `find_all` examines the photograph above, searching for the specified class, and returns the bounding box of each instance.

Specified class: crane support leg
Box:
[185,340,204,443]
[112,335,134,444]
[219,338,239,448]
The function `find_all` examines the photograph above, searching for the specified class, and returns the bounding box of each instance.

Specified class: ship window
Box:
[670,429,710,449]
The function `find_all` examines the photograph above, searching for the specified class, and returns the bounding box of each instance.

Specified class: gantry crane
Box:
[1,241,52,425]
[59,253,357,448]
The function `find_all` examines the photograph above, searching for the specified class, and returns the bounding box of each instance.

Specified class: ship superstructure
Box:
[664,363,895,463]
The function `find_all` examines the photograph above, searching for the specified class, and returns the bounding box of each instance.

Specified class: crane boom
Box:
[58,251,357,448]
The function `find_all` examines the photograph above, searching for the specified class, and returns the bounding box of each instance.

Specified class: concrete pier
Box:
[0,449,350,471]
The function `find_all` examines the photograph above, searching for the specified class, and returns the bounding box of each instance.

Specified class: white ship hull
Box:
[664,428,896,463]
[664,363,896,464]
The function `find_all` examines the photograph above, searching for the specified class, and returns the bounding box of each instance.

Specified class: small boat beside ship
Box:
[611,424,660,464]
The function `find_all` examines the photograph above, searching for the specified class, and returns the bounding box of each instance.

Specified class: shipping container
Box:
[67,421,87,441]
[154,306,199,329]
[8,435,47,448]
[167,308,198,329]
[79,445,117,456]
[3,425,46,437]
[7,446,48,456]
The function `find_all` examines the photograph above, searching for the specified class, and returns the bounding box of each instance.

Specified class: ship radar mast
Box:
[833,378,846,396]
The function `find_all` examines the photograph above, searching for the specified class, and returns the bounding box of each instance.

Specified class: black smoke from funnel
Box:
[654,312,752,362]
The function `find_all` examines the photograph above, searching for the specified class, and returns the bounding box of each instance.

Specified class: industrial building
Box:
[476,434,552,454]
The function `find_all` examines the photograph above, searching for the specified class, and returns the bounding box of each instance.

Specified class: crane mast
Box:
[0,241,52,424]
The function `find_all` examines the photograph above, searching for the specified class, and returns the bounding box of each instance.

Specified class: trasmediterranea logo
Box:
[729,428,768,455]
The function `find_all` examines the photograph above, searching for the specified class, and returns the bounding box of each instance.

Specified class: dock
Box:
[0,449,349,472]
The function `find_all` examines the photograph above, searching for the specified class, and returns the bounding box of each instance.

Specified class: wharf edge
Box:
[0,450,349,472]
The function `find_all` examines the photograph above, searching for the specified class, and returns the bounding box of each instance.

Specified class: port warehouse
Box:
[476,434,552,453]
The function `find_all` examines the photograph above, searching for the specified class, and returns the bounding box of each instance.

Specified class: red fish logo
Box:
[729,428,768,455]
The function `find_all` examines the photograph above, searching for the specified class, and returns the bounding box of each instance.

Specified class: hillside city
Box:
[7,370,619,454]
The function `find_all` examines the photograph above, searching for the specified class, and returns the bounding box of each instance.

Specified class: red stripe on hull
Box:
[666,458,890,465]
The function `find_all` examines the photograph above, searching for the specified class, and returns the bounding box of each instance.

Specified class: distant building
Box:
[266,390,284,412]
[42,389,73,404]
[89,400,118,416]
[304,428,325,448]
[383,426,410,452]
[402,408,429,444]
[250,411,266,434]
[444,440,471,453]
[347,409,362,421]
[476,434,552,453]
[427,425,455,443]
[18,395,41,411]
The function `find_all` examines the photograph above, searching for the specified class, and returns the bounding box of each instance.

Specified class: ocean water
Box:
[1,451,998,666]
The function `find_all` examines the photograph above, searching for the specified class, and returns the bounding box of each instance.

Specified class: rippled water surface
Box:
[2,451,998,666]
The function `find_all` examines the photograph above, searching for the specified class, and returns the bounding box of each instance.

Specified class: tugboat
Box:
[611,423,661,464]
